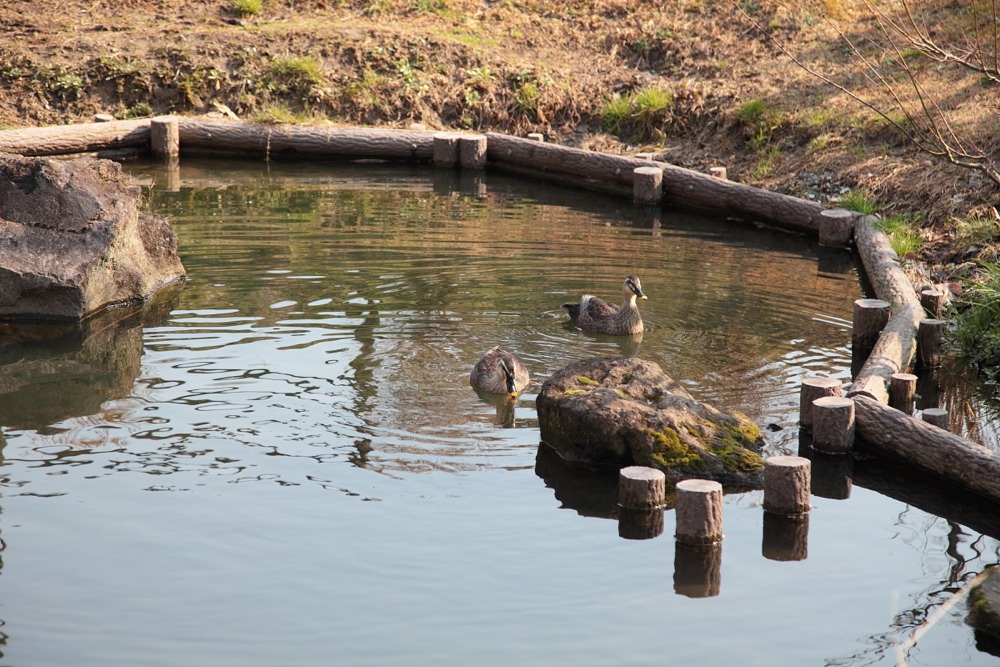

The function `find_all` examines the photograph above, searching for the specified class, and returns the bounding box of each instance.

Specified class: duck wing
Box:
[580,295,619,320]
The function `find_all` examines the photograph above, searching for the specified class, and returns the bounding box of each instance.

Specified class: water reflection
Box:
[674,543,722,598]
[0,285,180,430]
[761,512,809,562]
[472,388,519,428]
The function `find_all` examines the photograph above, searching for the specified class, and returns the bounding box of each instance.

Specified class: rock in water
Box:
[0,154,186,320]
[536,356,765,487]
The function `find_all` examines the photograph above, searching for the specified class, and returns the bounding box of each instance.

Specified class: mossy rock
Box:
[536,356,764,487]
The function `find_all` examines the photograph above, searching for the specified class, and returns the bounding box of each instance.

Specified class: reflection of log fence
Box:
[0,116,994,502]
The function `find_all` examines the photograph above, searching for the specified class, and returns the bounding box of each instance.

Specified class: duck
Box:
[562,275,647,335]
[470,346,530,398]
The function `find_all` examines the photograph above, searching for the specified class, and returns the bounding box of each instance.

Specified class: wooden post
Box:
[633,166,663,205]
[459,133,488,169]
[763,456,811,515]
[150,116,179,162]
[818,208,854,248]
[432,132,461,167]
[673,542,721,598]
[709,166,727,179]
[920,288,945,318]
[526,132,545,142]
[762,512,809,561]
[635,151,655,161]
[889,372,918,414]
[852,298,890,350]
[799,377,842,430]
[922,407,949,431]
[618,466,666,509]
[811,396,855,453]
[918,318,945,368]
[674,479,723,546]
[618,507,665,540]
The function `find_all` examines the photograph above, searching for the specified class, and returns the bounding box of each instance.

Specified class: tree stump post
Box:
[762,512,809,562]
[674,479,723,546]
[709,166,727,179]
[763,456,811,515]
[918,318,945,368]
[811,396,855,453]
[150,116,179,162]
[818,208,854,248]
[889,372,918,414]
[526,132,545,142]
[799,377,842,430]
[920,288,945,318]
[921,407,949,431]
[633,166,663,205]
[458,133,488,169]
[432,132,461,168]
[618,466,666,509]
[852,298,890,350]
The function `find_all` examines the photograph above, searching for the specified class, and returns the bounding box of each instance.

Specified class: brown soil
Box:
[1,0,997,278]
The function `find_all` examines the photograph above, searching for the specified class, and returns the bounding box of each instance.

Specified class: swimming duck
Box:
[562,275,647,335]
[470,346,530,398]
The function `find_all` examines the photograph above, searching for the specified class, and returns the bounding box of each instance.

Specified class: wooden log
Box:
[848,216,925,404]
[618,466,666,509]
[673,542,721,598]
[177,119,435,161]
[763,456,811,515]
[674,479,723,546]
[818,208,854,248]
[633,166,663,204]
[432,131,461,167]
[762,512,809,562]
[484,133,824,233]
[920,288,945,318]
[922,407,949,430]
[811,396,855,453]
[618,507,665,540]
[918,318,945,368]
[150,116,179,161]
[852,298,890,350]
[459,133,488,169]
[853,395,1000,502]
[799,377,842,430]
[0,118,151,156]
[889,372,918,414]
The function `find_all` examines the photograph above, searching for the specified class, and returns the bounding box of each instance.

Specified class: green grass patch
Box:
[873,213,925,258]
[951,262,1000,377]
[231,0,262,15]
[752,146,781,179]
[600,86,673,143]
[840,189,881,215]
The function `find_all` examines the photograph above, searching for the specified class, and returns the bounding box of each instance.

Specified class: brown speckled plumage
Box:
[470,346,530,397]
[562,275,646,335]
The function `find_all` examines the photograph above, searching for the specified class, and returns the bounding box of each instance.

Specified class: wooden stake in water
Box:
[618,466,666,510]
[763,456,811,515]
[150,116,179,162]
[799,377,842,430]
[852,298,890,350]
[674,479,723,545]
[818,208,854,248]
[889,372,918,414]
[633,166,663,205]
[811,396,855,453]
[459,133,487,169]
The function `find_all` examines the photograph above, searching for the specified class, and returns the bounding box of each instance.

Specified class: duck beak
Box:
[508,391,519,399]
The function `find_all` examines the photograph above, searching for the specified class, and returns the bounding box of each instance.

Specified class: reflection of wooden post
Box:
[818,208,854,248]
[763,456,811,515]
[852,298,890,350]
[920,288,945,318]
[762,512,809,561]
[618,507,665,540]
[674,479,723,545]
[633,166,663,205]
[673,542,721,598]
[150,116,179,162]
[618,466,665,509]
[163,157,180,193]
[812,396,855,453]
[922,407,949,431]
[799,377,842,430]
[804,447,853,501]
[889,372,917,414]
[433,132,461,167]
[459,133,488,169]
[918,318,945,368]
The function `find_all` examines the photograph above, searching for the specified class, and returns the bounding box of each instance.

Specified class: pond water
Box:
[1,159,999,666]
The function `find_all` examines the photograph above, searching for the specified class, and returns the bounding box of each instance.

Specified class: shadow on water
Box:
[0,284,182,431]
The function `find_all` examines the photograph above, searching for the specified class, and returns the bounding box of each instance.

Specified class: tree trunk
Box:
[484,133,824,232]
[854,395,1000,503]
[848,216,924,402]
